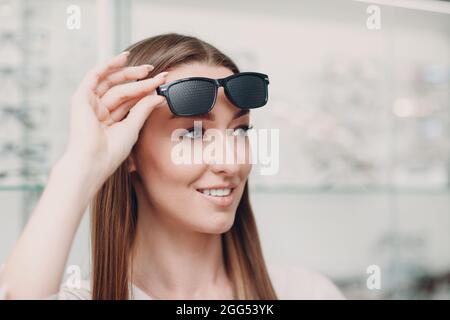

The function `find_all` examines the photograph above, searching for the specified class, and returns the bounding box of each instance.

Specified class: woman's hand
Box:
[64,51,168,186]
[0,52,168,299]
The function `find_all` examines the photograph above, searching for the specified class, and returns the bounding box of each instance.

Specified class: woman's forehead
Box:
[165,62,233,83]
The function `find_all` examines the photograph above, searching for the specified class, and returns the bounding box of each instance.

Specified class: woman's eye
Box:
[183,124,253,139]
[231,124,253,137]
[183,127,203,139]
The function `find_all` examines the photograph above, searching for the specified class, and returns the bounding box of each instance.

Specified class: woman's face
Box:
[129,62,252,234]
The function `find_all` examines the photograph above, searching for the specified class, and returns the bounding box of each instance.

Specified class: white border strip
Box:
[352,0,450,14]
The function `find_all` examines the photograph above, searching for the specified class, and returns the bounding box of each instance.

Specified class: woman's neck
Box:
[130,206,234,300]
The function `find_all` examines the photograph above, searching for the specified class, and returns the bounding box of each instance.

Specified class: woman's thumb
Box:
[118,94,165,140]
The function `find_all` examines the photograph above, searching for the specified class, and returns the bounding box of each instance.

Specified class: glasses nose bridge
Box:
[215,78,226,88]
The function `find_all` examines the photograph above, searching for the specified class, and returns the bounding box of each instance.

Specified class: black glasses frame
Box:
[156,72,269,116]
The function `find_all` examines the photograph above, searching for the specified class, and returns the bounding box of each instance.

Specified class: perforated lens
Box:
[225,74,267,109]
[167,80,216,116]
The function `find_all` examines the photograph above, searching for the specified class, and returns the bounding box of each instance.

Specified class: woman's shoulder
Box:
[267,263,346,300]
[57,264,346,300]
[57,279,150,300]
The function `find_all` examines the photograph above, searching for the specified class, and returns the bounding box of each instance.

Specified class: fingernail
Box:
[144,64,154,71]
[121,51,130,56]
[157,71,169,78]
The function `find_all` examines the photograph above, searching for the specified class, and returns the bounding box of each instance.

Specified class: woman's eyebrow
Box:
[169,109,249,121]
[233,109,250,119]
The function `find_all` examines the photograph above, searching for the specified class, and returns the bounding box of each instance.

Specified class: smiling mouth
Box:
[195,188,235,207]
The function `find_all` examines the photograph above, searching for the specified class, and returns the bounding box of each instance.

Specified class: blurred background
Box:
[0,0,449,299]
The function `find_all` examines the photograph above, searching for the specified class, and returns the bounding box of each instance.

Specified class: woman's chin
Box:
[195,214,236,234]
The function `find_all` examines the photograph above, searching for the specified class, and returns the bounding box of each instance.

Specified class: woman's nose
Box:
[204,132,247,176]
[209,159,241,176]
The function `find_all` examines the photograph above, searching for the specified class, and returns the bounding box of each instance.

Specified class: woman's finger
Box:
[79,51,130,93]
[100,71,168,112]
[121,95,165,136]
[92,97,113,124]
[109,94,166,145]
[96,65,154,97]
[103,96,141,125]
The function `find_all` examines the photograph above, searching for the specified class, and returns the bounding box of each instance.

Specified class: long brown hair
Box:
[91,33,278,300]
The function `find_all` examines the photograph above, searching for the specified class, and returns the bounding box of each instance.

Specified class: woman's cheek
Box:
[163,138,206,179]
[241,163,252,180]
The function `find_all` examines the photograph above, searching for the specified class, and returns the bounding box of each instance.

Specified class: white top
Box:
[55,264,345,300]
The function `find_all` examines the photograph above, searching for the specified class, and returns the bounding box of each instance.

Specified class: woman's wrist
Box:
[51,151,106,203]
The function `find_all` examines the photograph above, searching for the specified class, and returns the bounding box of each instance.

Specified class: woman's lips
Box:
[196,188,235,207]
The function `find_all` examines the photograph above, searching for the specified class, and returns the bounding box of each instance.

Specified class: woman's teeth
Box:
[200,188,232,197]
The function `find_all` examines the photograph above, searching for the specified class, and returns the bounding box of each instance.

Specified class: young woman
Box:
[0,33,344,300]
